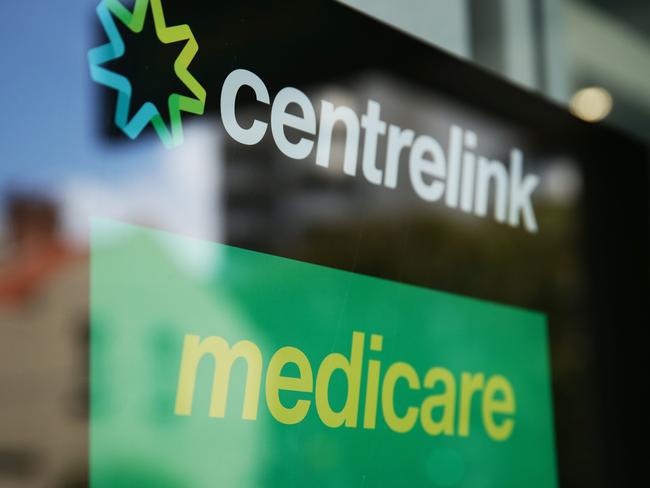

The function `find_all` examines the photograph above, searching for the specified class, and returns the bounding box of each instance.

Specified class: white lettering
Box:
[219,69,541,232]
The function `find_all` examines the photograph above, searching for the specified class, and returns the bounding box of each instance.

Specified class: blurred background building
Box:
[343,0,650,142]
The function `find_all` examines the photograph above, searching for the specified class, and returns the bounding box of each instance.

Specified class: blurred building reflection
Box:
[0,195,88,487]
[0,196,79,307]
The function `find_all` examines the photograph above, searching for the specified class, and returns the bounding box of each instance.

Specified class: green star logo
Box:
[88,0,206,148]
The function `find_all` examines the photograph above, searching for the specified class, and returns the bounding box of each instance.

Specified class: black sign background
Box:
[96,1,650,485]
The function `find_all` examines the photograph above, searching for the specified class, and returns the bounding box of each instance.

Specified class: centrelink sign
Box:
[221,69,540,233]
[90,0,540,233]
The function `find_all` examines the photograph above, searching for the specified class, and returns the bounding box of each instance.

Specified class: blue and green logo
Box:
[88,0,206,148]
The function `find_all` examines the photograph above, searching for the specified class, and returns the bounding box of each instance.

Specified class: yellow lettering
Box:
[363,334,383,429]
[265,346,313,425]
[174,334,262,420]
[458,372,484,436]
[381,362,420,433]
[420,367,456,436]
[315,331,365,428]
[482,375,516,441]
[174,332,518,444]
[363,359,382,429]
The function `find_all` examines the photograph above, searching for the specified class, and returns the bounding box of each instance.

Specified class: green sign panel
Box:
[91,219,557,487]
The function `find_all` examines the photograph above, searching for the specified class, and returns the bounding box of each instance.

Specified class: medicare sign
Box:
[90,220,557,487]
